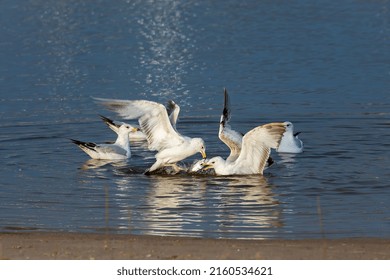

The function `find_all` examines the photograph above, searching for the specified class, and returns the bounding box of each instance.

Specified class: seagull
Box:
[94,98,207,173]
[70,123,137,160]
[276,121,304,153]
[218,88,274,166]
[201,122,287,175]
[99,115,146,141]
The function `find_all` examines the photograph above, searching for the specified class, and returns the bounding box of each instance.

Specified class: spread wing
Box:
[234,122,286,174]
[218,88,243,161]
[166,100,180,130]
[94,98,184,151]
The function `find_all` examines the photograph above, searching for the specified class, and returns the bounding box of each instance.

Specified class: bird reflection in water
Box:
[77,152,284,238]
[80,159,129,170]
[209,176,283,238]
[138,175,283,239]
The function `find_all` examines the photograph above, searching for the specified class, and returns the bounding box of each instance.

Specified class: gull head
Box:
[200,156,224,171]
[283,121,298,136]
[283,121,301,138]
[118,124,139,134]
[191,138,207,159]
[283,121,294,133]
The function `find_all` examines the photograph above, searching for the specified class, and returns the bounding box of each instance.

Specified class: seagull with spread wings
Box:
[199,88,286,175]
[94,98,206,173]
[201,122,286,175]
[217,88,275,163]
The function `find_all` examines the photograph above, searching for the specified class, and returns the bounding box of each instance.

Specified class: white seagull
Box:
[201,122,287,175]
[71,123,137,160]
[99,115,146,141]
[217,88,274,166]
[94,98,207,173]
[276,121,304,153]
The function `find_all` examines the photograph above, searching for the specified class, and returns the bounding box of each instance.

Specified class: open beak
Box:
[201,162,212,170]
[200,149,207,159]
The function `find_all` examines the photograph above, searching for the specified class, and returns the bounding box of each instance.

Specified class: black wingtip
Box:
[167,100,176,106]
[99,115,120,128]
[70,138,83,145]
[223,88,229,110]
[294,131,301,137]
[70,139,96,150]
[221,88,231,126]
[166,100,177,116]
[267,156,274,167]
[99,114,112,122]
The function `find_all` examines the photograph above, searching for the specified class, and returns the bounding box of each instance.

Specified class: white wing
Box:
[95,98,184,151]
[96,143,128,156]
[234,123,286,174]
[218,88,242,161]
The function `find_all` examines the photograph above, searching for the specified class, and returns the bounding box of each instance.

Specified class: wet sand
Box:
[1,232,389,260]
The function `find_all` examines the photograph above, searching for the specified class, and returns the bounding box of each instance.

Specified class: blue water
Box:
[0,0,389,239]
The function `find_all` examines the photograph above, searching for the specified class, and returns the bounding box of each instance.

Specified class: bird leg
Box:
[167,163,185,173]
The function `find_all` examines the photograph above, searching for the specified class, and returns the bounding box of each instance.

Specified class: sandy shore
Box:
[1,232,389,260]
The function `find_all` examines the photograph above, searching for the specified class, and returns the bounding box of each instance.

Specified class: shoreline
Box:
[1,232,389,260]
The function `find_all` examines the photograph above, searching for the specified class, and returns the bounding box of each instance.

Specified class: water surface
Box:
[0,0,389,239]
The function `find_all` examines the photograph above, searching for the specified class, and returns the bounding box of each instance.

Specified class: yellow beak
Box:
[202,164,212,170]
[200,149,207,159]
